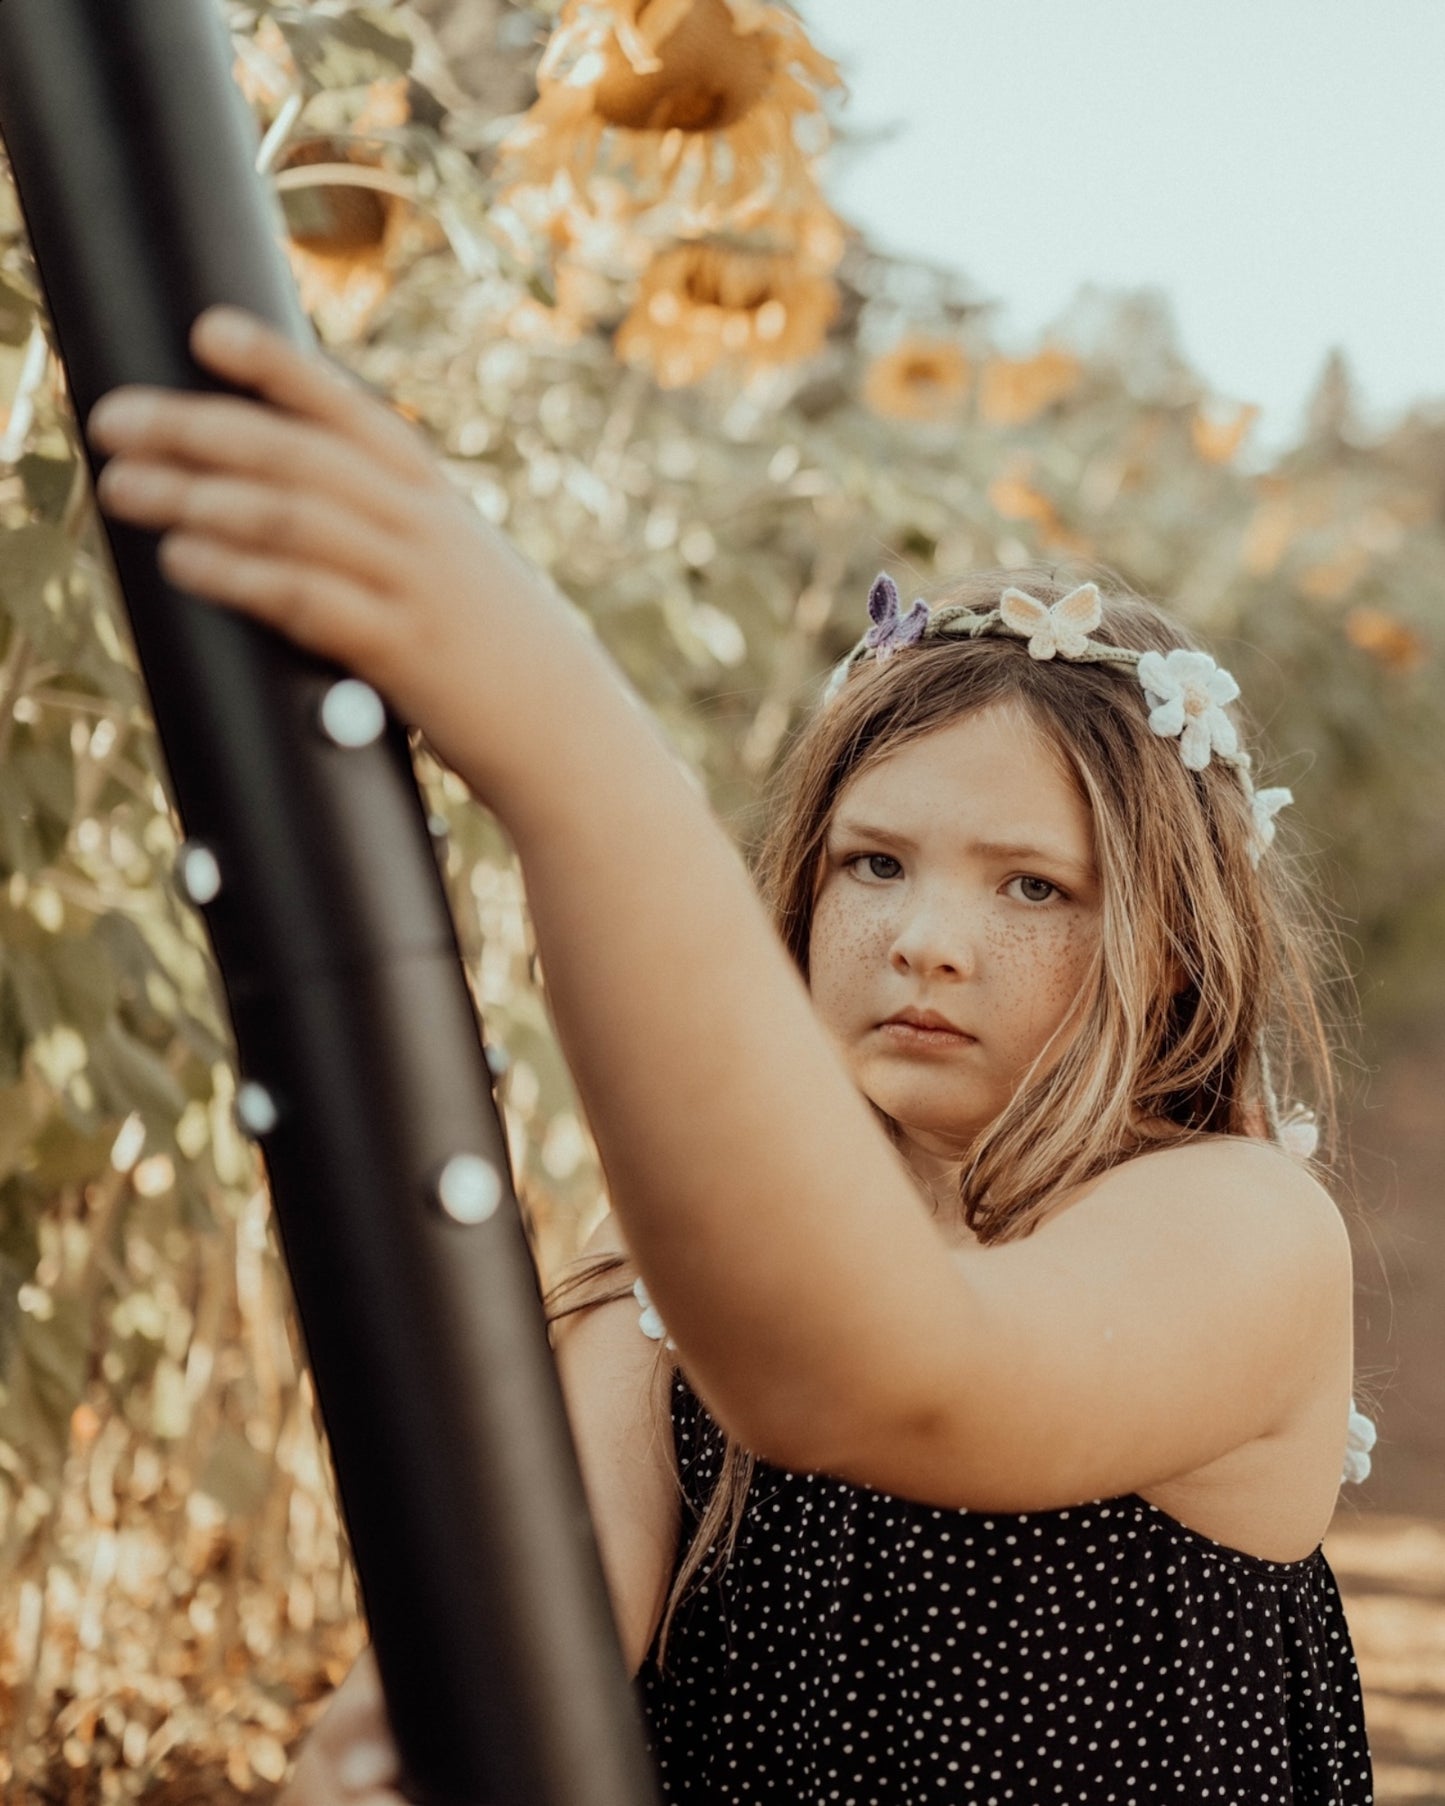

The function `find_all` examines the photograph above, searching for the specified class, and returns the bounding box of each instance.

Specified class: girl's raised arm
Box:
[85,307,950,1468]
[87,310,1346,1519]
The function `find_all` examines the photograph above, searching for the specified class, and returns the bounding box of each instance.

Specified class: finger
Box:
[157,529,393,669]
[278,1765,405,1806]
[190,306,438,484]
[88,391,426,539]
[97,461,414,596]
[305,1645,388,1751]
[335,1739,403,1794]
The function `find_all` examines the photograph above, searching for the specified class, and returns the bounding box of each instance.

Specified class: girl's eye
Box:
[846,853,902,882]
[1011,875,1061,904]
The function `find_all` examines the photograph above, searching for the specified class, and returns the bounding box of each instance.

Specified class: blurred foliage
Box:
[0,0,1442,1793]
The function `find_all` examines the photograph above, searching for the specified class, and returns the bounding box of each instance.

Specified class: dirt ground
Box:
[1326,1513,1445,1801]
[1325,1020,1445,1801]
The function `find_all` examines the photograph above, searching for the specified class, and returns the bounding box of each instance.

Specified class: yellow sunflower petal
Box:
[1344,605,1428,671]
[1191,400,1260,465]
[978,345,1082,426]
[616,239,837,386]
[863,336,971,422]
[497,0,841,226]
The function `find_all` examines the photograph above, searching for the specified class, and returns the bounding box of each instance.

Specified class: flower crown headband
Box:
[824,575,1292,869]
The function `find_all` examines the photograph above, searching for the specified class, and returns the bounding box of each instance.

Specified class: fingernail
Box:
[337,1739,396,1793]
[198,306,255,350]
[87,393,147,444]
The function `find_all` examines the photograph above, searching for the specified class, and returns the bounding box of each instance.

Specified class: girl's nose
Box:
[888,900,977,979]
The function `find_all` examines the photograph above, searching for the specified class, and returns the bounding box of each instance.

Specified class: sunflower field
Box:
[0,0,1443,1798]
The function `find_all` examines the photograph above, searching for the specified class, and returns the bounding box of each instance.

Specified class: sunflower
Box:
[497,0,842,226]
[863,335,972,422]
[275,136,430,339]
[1344,605,1427,671]
[1191,400,1260,465]
[504,264,620,347]
[492,173,656,343]
[615,240,838,386]
[781,199,849,273]
[232,16,296,112]
[977,346,1082,426]
[493,172,653,283]
[1298,544,1371,604]
[986,458,1091,555]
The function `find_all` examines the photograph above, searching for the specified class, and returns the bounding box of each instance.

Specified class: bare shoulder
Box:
[904,1130,1357,1523]
[1073,1138,1357,1557]
[1044,1132,1351,1280]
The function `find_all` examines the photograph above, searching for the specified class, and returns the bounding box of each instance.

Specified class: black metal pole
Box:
[0,5,661,1804]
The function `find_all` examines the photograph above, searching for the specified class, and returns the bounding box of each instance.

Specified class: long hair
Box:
[544,564,1356,1671]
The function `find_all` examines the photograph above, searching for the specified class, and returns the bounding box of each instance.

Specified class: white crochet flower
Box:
[1136,649,1241,772]
[822,656,851,704]
[633,1276,677,1350]
[1342,1400,1377,1485]
[1247,785,1293,865]
[998,582,1104,660]
[1277,1108,1319,1161]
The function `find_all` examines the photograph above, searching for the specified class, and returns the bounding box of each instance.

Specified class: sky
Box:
[810,0,1445,465]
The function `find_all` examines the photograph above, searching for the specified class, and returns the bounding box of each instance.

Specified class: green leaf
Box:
[18,453,77,524]
[196,1421,271,1519]
[27,1116,113,1186]
[86,1020,188,1129]
[5,945,57,1043]
[46,933,120,1037]
[273,10,414,91]
[0,524,79,665]
[0,1083,43,1184]
[0,768,47,879]
[168,1004,234,1074]
[0,1179,40,1285]
[0,1293,91,1467]
[12,741,76,841]
[92,911,165,997]
[0,969,25,1088]
[0,275,37,347]
[66,585,146,705]
[0,1252,24,1380]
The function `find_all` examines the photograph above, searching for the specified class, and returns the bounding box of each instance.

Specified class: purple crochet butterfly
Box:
[864,573,929,661]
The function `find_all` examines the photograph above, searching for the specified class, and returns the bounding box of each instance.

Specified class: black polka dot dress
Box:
[637,1366,1373,1804]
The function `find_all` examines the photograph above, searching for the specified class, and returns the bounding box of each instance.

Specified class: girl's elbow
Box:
[737,1381,926,1483]
[705,1375,851,1476]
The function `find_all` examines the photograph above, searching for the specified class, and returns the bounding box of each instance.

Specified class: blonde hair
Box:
[544,564,1356,1671]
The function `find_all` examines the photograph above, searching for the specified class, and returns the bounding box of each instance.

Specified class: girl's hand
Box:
[279,1645,406,1806]
[84,306,573,799]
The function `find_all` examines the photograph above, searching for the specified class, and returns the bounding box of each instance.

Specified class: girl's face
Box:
[808,702,1102,1166]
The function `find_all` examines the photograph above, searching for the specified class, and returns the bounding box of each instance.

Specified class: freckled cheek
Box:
[807,893,894,1023]
[1046,934,1099,1049]
[982,917,1094,1031]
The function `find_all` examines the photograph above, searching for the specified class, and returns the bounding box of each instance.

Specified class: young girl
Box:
[87,307,1375,1804]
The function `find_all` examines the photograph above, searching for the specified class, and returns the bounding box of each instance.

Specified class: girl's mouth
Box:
[878,1022,977,1050]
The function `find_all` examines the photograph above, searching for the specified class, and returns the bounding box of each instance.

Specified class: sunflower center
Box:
[677,247,779,311]
[594,0,774,133]
[279,142,391,257]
